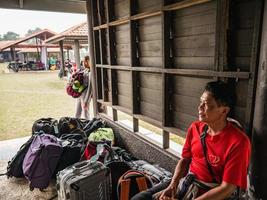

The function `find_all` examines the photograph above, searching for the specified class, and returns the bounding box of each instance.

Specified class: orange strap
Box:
[120,179,131,200]
[136,176,148,192]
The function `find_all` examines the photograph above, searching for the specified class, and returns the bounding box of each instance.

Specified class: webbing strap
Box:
[120,179,131,200]
[136,176,148,192]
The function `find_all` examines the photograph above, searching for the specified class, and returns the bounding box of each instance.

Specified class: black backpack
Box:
[58,117,89,136]
[32,118,59,136]
[4,134,37,178]
[53,132,88,176]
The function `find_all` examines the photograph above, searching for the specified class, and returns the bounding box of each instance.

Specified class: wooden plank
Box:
[116,43,130,52]
[173,75,210,97]
[140,72,162,89]
[174,1,215,17]
[139,40,162,55]
[133,114,162,129]
[132,71,140,114]
[174,56,214,70]
[111,69,118,105]
[118,94,132,109]
[136,0,161,13]
[96,68,103,99]
[108,0,116,22]
[109,18,129,26]
[164,126,187,138]
[131,10,162,21]
[166,68,250,79]
[235,79,248,107]
[117,82,131,96]
[163,0,211,11]
[174,23,216,37]
[113,105,132,115]
[173,94,199,116]
[174,47,215,57]
[139,57,163,67]
[139,24,162,35]
[233,57,251,71]
[140,87,162,107]
[117,70,131,84]
[173,34,215,49]
[139,32,162,42]
[140,101,162,122]
[114,0,130,19]
[132,67,162,73]
[174,10,216,29]
[92,0,99,26]
[173,111,196,131]
[245,0,264,133]
[116,57,131,65]
[163,130,170,149]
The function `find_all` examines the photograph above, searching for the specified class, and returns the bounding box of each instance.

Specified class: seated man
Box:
[158,80,251,200]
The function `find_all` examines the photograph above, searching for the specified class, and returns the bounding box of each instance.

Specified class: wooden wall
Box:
[92,0,262,146]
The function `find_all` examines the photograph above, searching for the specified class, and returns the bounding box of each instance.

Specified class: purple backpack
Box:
[23,134,62,190]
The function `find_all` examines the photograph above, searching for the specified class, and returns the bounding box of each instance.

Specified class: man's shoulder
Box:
[189,121,206,134]
[227,123,250,145]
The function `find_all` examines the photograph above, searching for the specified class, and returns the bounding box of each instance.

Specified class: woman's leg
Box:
[75,98,82,118]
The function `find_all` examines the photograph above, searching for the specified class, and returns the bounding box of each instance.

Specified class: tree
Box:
[25,27,42,44]
[25,27,42,36]
[2,31,20,40]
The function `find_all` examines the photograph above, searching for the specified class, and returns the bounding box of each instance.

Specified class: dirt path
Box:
[0,160,57,200]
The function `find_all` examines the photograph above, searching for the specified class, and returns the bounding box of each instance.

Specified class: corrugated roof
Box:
[45,22,88,44]
[0,29,56,51]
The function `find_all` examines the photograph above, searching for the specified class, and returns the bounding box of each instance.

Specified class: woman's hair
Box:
[84,56,89,61]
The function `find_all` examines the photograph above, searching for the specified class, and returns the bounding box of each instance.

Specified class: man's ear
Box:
[222,106,230,115]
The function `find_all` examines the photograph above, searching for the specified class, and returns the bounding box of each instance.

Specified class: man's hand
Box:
[158,184,177,200]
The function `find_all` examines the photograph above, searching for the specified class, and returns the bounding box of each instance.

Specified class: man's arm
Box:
[169,157,191,187]
[195,181,236,200]
[158,158,190,199]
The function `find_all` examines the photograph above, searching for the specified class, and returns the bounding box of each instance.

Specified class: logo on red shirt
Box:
[208,154,220,166]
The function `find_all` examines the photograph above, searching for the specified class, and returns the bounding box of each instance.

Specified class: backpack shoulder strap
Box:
[136,176,148,192]
[120,179,130,200]
[200,124,218,183]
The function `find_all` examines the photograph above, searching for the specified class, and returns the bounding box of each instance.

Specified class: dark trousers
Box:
[131,179,171,200]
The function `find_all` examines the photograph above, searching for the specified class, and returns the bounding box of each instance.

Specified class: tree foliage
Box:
[1,31,20,41]
[25,27,42,36]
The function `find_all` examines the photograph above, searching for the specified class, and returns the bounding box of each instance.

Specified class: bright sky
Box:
[0,8,87,37]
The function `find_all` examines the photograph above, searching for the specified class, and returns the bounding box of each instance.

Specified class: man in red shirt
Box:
[159,81,251,200]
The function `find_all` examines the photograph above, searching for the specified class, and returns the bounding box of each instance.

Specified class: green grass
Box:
[0,64,76,141]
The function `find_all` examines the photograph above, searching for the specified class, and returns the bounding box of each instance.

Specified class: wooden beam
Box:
[246,0,264,134]
[86,0,98,116]
[131,10,162,21]
[163,0,211,11]
[96,64,251,78]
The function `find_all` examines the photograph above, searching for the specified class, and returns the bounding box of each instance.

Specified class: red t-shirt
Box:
[182,121,251,189]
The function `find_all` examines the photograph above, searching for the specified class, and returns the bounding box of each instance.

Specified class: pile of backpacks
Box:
[1,117,172,200]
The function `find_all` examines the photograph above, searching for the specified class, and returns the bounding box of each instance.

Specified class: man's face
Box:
[198,91,227,123]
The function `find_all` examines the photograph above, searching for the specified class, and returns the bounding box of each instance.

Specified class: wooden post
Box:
[59,40,65,75]
[74,39,81,69]
[86,0,98,117]
[250,0,267,198]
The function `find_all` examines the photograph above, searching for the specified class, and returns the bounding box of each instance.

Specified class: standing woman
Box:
[75,56,92,119]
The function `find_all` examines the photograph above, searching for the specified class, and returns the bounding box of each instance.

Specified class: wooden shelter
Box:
[0,29,57,68]
[2,0,267,199]
[45,22,88,74]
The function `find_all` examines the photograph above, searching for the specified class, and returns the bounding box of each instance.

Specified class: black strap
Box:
[0,172,7,176]
[200,125,218,183]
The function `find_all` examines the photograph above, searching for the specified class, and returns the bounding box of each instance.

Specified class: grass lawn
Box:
[0,62,184,145]
[0,63,77,141]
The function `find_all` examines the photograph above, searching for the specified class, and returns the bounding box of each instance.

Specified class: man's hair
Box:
[204,80,235,109]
